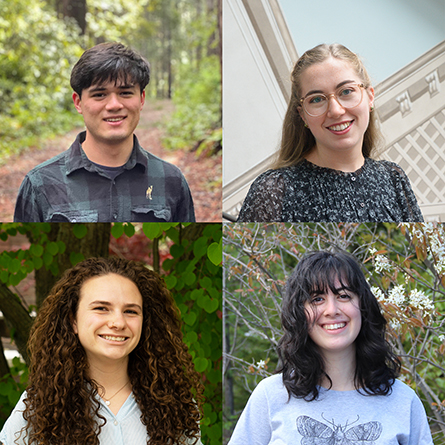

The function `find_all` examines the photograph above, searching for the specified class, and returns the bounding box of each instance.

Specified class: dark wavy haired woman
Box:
[0,257,203,445]
[228,251,433,444]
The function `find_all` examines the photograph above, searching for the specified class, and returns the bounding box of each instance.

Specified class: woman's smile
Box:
[99,334,129,342]
[73,273,143,365]
[326,120,354,134]
[299,57,374,160]
[321,322,347,331]
[305,280,362,356]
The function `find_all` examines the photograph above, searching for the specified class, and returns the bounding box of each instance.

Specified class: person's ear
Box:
[140,90,146,109]
[298,106,308,128]
[367,86,375,111]
[298,106,304,121]
[72,92,83,114]
[72,316,78,334]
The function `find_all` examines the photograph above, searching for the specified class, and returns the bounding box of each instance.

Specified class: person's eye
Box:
[338,293,352,301]
[125,309,139,315]
[339,87,356,97]
[311,296,324,304]
[308,95,325,104]
[94,306,108,311]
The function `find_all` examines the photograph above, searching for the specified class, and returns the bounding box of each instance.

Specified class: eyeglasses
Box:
[300,83,366,117]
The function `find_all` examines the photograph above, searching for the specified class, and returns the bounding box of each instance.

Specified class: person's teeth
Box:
[102,335,126,341]
[105,118,123,122]
[323,323,346,330]
[329,122,351,131]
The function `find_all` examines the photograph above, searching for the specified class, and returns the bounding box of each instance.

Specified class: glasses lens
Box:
[337,85,362,108]
[303,84,363,116]
[303,94,327,116]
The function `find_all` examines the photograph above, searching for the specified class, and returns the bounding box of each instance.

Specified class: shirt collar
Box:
[65,131,148,175]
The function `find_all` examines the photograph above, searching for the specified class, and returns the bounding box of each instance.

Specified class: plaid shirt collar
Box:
[65,131,148,175]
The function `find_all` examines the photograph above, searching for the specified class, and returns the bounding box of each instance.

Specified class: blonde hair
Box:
[272,43,384,170]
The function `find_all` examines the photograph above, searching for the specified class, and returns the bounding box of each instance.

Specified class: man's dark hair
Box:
[70,42,150,97]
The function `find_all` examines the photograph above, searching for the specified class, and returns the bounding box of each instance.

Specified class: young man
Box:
[14,43,195,222]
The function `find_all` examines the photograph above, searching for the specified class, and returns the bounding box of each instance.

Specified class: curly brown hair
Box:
[19,257,203,445]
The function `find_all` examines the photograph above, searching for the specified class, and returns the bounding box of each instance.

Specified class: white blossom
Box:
[374,255,392,273]
[371,286,385,303]
[256,359,267,369]
[408,289,434,312]
[389,319,402,332]
[387,285,407,307]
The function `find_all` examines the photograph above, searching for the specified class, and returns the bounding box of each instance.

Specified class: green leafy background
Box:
[0,222,222,444]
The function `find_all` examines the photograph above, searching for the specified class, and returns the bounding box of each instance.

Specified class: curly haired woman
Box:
[0,257,203,445]
[228,251,433,444]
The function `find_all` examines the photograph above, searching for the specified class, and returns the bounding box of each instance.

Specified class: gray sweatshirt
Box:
[228,374,433,445]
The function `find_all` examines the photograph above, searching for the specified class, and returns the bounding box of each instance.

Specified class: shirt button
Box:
[351,176,356,181]
[72,218,77,222]
[114,420,118,426]
[360,203,365,207]
[113,214,117,220]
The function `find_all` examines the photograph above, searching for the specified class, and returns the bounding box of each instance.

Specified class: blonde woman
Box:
[237,44,423,222]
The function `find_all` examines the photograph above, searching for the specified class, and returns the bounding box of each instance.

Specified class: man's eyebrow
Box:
[305,80,356,97]
[87,86,107,93]
[87,84,136,93]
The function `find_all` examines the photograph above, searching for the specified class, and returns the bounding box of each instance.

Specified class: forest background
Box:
[0,222,222,445]
[1,0,221,155]
[0,0,222,218]
[223,223,445,445]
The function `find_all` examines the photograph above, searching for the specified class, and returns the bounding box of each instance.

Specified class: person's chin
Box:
[100,131,133,145]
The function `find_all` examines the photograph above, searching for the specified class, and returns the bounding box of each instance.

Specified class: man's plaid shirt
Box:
[14,132,195,222]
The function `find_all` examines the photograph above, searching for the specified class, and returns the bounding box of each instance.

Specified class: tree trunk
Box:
[153,238,160,274]
[0,285,33,366]
[28,224,111,310]
[56,0,87,35]
[0,332,10,377]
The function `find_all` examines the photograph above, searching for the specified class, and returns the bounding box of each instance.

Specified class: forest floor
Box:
[0,99,222,222]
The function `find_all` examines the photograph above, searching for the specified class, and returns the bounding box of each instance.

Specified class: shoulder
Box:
[381,379,426,411]
[390,379,420,400]
[367,159,409,179]
[256,373,285,390]
[251,374,287,402]
[248,167,296,192]
[0,391,28,444]
[23,151,68,182]
[137,146,184,178]
[254,168,287,183]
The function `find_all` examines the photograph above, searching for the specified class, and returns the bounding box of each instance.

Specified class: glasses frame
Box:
[299,83,366,117]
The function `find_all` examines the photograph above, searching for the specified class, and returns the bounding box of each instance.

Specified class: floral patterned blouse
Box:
[237,158,423,222]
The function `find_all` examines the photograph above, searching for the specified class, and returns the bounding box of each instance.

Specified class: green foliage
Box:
[0,223,61,284]
[1,0,221,163]
[163,55,222,151]
[86,0,149,47]
[163,224,222,444]
[0,223,222,445]
[0,0,84,160]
